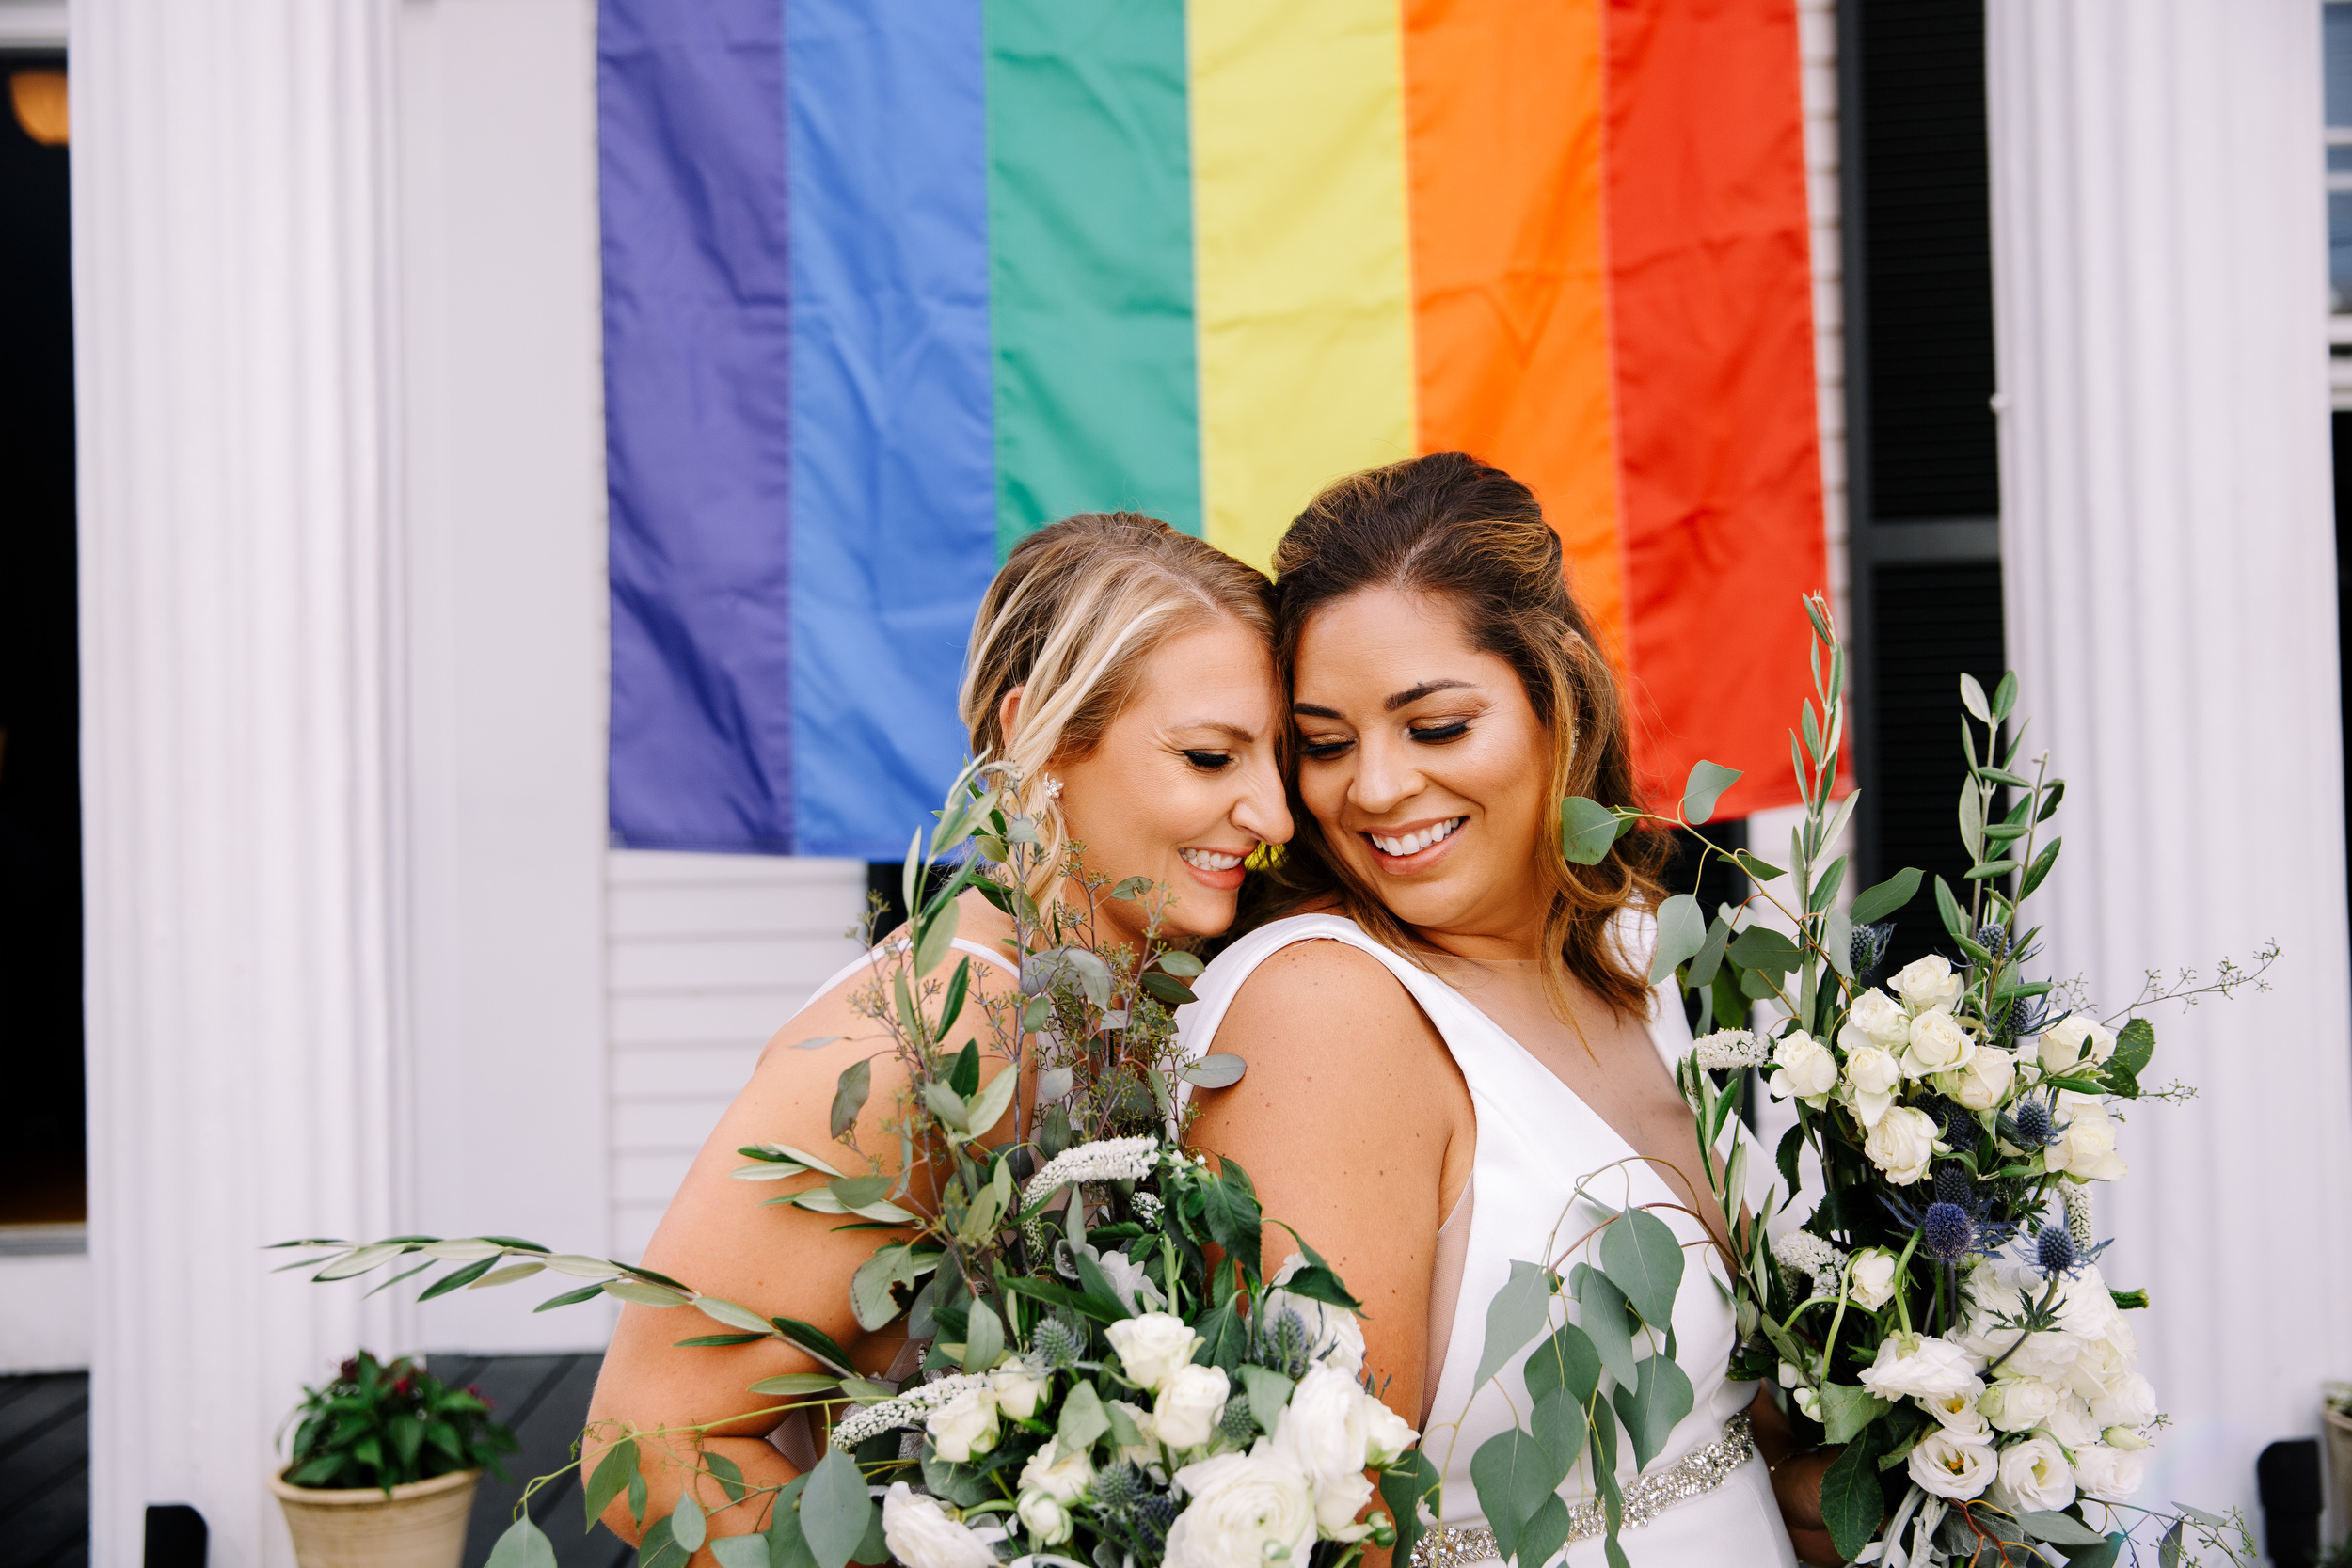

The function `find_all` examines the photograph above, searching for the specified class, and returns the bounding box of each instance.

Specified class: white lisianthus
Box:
[2041,1395,2103,1450]
[1020,1439,1095,1503]
[925,1385,1001,1463]
[1860,1334,1985,1401]
[1847,1248,1899,1310]
[1901,1008,1976,1079]
[1865,1105,1940,1185]
[1770,1030,1839,1105]
[1838,1035,1905,1127]
[2068,1333,2135,1400]
[1987,1434,2076,1512]
[1164,1449,1319,1568]
[2039,1013,2119,1075]
[2045,1095,2128,1182]
[1890,955,1965,1015]
[993,1365,1051,1421]
[1916,1385,1992,1442]
[1271,1366,1377,1531]
[1017,1488,1074,1546]
[2105,1425,2153,1451]
[1909,1430,1997,1500]
[1108,1312,1206,1396]
[1979,1376,2062,1433]
[1363,1398,1419,1467]
[1941,1045,2016,1112]
[2048,1265,2122,1344]
[883,1482,1000,1568]
[2090,1370,2157,1430]
[1260,1257,1368,1378]
[1792,1386,1822,1422]
[1848,988,1913,1048]
[2072,1444,2148,1503]
[1153,1363,1232,1451]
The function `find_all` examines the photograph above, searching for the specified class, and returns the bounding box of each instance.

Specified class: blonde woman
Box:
[589,512,1292,1549]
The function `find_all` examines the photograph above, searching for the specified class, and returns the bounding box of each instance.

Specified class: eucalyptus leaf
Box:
[583,1438,639,1530]
[1056,1379,1109,1452]
[1611,1354,1694,1470]
[1648,894,1707,985]
[1815,1382,1889,1445]
[1688,914,1733,990]
[962,1299,1006,1370]
[1522,1323,1601,1407]
[1379,1449,1441,1568]
[1470,1429,1563,1563]
[1517,1495,1572,1568]
[485,1515,559,1568]
[1820,908,1854,979]
[672,1494,707,1553]
[963,1067,1020,1139]
[1530,1387,1586,1472]
[709,1540,768,1568]
[1471,1259,1554,1391]
[1681,761,1742,825]
[1237,1364,1295,1422]
[2019,1511,2110,1546]
[1560,797,1621,865]
[800,1448,873,1568]
[1597,1208,1682,1329]
[830,1059,871,1142]
[1179,1053,1247,1090]
[1157,949,1206,978]
[1850,866,1922,925]
[1726,925,1801,975]
[1573,1265,1641,1393]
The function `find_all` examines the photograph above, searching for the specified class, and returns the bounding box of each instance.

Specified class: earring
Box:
[1040,773,1063,802]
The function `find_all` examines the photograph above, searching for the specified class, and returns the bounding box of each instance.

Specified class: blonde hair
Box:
[959,513,1276,909]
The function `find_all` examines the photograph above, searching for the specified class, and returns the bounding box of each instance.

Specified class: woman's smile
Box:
[1360,815,1468,871]
[1177,844,1256,890]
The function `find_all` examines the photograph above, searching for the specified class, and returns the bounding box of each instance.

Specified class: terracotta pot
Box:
[268,1467,481,1568]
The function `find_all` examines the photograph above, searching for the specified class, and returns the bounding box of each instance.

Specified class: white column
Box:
[1988,0,2352,1520]
[73,2,414,1561]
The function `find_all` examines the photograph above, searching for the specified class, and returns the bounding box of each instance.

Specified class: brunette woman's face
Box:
[1291,587,1553,944]
[1052,617,1294,945]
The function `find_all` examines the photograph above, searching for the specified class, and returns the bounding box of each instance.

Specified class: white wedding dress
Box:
[1178,913,1795,1568]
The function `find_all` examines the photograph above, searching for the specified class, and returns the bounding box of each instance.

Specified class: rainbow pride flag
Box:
[603,0,1824,860]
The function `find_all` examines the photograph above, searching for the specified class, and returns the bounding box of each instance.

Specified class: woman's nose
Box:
[1233,753,1294,846]
[1349,735,1421,816]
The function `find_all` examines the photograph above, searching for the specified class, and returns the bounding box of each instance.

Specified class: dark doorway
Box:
[0,54,84,1228]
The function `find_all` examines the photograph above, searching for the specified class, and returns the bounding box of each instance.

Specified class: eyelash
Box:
[1183,750,1235,772]
[1296,720,1470,762]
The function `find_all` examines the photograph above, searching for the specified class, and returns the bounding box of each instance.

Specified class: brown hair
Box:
[1269,452,1666,1020]
[960,512,1275,907]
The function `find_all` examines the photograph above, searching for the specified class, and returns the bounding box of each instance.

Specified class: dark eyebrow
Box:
[1384,679,1474,713]
[1291,703,1343,720]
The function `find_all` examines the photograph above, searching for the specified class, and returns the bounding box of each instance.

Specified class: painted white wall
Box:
[0,1250,90,1374]
[395,0,614,1355]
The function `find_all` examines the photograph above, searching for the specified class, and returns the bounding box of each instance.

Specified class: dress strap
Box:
[798,933,1022,1022]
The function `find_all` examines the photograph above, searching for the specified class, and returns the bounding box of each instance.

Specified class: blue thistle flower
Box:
[1975,923,2010,958]
[1931,1164,1976,1209]
[1851,922,1894,982]
[1924,1202,1976,1263]
[2003,1095,2064,1149]
[2017,1220,2112,1279]
[1920,1095,1981,1154]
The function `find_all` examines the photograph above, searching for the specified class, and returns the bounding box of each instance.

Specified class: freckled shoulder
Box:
[1204,937,1454,1087]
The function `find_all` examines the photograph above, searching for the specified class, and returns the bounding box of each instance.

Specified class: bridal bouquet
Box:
[275,759,1420,1568]
[1611,598,2258,1565]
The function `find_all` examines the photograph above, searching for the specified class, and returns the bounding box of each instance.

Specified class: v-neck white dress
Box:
[1178,913,1793,1567]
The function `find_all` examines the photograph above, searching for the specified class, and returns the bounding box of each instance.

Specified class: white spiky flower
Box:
[830,1373,995,1449]
[1018,1136,1163,1249]
[2062,1180,2096,1251]
[1690,1029,1771,1070]
[1773,1229,1848,1293]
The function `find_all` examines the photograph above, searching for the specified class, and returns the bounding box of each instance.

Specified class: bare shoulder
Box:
[1216,938,1447,1066]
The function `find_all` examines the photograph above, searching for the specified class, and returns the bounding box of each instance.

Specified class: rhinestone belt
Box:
[1408,1412,1756,1568]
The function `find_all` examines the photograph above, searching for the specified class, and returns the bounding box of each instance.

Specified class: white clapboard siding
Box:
[605,851,868,1260]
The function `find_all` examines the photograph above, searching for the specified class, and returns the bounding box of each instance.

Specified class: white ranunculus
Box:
[1891,954,1965,1015]
[1260,1257,1367,1378]
[1165,1449,1319,1568]
[1837,1035,1905,1127]
[1865,1105,1940,1185]
[2071,1443,2148,1503]
[1979,1376,2062,1433]
[925,1385,1001,1463]
[1017,1487,1074,1546]
[1153,1363,1232,1451]
[2039,1012,2119,1075]
[1909,1430,1997,1499]
[1902,1008,1976,1079]
[2090,1370,2157,1430]
[1916,1380,1991,1436]
[1363,1398,1418,1467]
[1860,1334,1985,1401]
[2042,1394,2103,1450]
[1848,988,1913,1048]
[1109,1312,1206,1396]
[1769,1030,1839,1105]
[1019,1438,1094,1504]
[993,1366,1051,1421]
[1271,1366,1378,1530]
[1847,1248,1899,1309]
[2046,1095,2127,1182]
[1942,1045,2017,1112]
[884,1482,1000,1568]
[1987,1434,2076,1513]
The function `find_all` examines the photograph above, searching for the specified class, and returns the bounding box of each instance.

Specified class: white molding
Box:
[1987,0,2352,1524]
[0,1254,91,1373]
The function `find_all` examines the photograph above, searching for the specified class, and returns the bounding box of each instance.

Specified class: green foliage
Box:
[279,1351,517,1493]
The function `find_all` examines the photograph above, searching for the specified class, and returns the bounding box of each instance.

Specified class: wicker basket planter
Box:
[268,1467,481,1568]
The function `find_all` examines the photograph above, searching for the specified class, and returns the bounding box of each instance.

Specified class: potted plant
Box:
[269,1351,518,1568]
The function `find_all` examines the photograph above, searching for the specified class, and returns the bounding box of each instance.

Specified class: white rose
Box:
[1838,1037,1905,1127]
[883,1482,999,1568]
[1941,1045,2016,1112]
[1979,1376,2062,1433]
[1261,1257,1367,1378]
[1019,1438,1095,1504]
[1860,1334,1985,1401]
[993,1366,1051,1421]
[2071,1444,2148,1503]
[1916,1386,1993,1443]
[1270,1366,1378,1531]
[1891,955,1964,1015]
[1153,1363,1232,1451]
[2041,1394,2103,1450]
[1165,1449,1319,1568]
[1363,1398,1418,1467]
[1768,1030,1839,1105]
[1109,1312,1206,1396]
[1902,1008,1976,1079]
[924,1385,1001,1463]
[1909,1430,1997,1500]
[1987,1433,2076,1513]
[2090,1371,2157,1430]
[1017,1488,1074,1546]
[1848,988,1913,1048]
[2046,1095,2127,1182]
[2040,1012,2119,1075]
[1847,1248,1899,1310]
[1865,1105,1940,1185]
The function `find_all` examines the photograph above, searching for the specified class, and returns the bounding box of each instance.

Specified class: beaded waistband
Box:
[1407,1412,1756,1568]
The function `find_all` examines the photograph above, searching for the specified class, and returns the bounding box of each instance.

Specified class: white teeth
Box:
[1372,818,1464,857]
[1181,847,1244,872]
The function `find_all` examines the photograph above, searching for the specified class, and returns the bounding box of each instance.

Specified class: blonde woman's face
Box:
[1290,587,1552,944]
[1054,617,1293,945]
